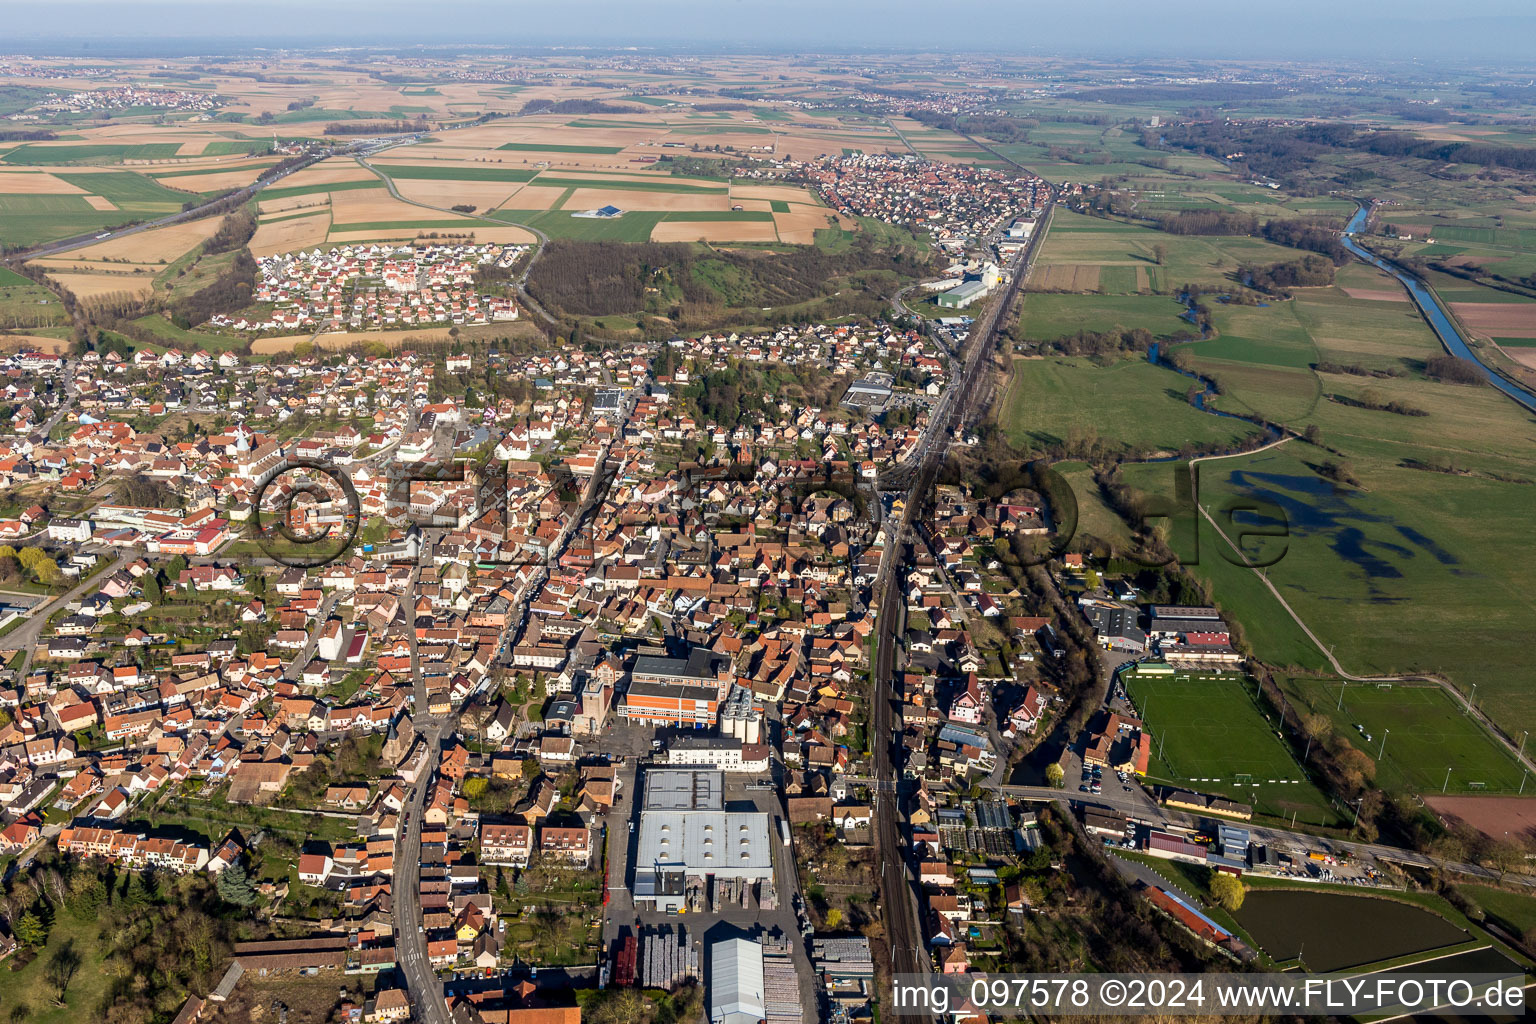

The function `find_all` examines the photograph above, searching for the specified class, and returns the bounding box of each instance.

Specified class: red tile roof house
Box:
[537,827,592,868]
[948,675,984,725]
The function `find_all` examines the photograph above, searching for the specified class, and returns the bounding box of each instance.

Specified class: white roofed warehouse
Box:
[633,769,774,913]
[710,936,766,1024]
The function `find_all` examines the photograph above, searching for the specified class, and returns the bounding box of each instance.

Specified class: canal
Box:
[1342,204,1536,412]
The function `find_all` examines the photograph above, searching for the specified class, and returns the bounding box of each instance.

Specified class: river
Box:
[1343,204,1536,412]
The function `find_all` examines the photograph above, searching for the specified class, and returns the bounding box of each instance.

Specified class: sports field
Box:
[1125,669,1339,823]
[1279,678,1527,795]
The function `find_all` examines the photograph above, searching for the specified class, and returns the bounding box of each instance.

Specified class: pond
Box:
[1236,889,1469,971]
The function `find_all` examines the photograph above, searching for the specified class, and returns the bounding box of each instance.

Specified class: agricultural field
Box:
[988,120,1228,182]
[1000,356,1262,458]
[0,168,199,248]
[1016,292,1192,340]
[27,213,227,303]
[0,266,69,329]
[1033,211,1303,293]
[1121,180,1358,221]
[1278,678,1527,796]
[1123,668,1338,824]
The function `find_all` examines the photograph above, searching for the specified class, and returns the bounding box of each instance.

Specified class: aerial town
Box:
[0,24,1534,1024]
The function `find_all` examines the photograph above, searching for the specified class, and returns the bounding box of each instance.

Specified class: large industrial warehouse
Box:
[632,768,773,913]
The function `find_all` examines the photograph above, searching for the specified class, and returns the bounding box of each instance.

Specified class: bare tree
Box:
[46,941,82,1006]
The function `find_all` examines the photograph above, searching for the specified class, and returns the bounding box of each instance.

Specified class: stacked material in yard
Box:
[763,933,804,1024]
[641,924,698,989]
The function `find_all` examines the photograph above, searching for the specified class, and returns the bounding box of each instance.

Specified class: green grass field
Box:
[131,313,244,351]
[1459,885,1536,934]
[0,266,68,328]
[0,170,193,246]
[528,175,728,194]
[0,905,114,1024]
[1,143,184,165]
[150,160,278,179]
[1279,678,1527,794]
[55,171,194,206]
[329,218,480,231]
[1037,210,1304,292]
[257,207,329,225]
[1121,440,1536,734]
[258,178,385,201]
[200,140,273,156]
[1018,292,1192,340]
[1054,460,1138,551]
[814,216,927,254]
[658,210,774,223]
[1126,669,1340,824]
[1001,356,1263,457]
[268,107,398,124]
[489,208,665,242]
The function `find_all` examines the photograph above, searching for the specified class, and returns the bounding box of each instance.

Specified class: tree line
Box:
[323,119,428,135]
[1241,253,1338,295]
[527,236,928,323]
[518,98,640,115]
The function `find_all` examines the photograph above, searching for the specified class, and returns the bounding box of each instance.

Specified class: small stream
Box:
[1142,299,1283,461]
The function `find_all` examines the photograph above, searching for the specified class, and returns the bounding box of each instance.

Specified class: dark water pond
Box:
[1236,889,1469,971]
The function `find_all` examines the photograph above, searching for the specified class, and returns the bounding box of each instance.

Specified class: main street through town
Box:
[389,393,634,1022]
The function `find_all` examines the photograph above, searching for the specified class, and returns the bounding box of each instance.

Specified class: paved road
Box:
[393,525,455,1024]
[12,551,130,678]
[391,405,631,1020]
[393,722,450,1024]
[282,591,340,682]
[37,358,79,436]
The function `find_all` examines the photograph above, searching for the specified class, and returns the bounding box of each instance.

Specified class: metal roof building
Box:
[635,770,772,911]
[645,768,725,811]
[710,937,766,1024]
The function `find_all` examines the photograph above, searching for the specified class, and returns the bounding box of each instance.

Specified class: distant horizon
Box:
[5,1,1536,63]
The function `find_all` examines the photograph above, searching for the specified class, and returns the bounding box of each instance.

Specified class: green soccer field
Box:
[1280,677,1528,795]
[1125,670,1341,824]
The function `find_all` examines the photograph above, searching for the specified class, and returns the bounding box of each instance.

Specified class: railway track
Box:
[868,186,1055,1009]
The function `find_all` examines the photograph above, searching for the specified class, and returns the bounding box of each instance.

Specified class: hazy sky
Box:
[6,0,1535,61]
